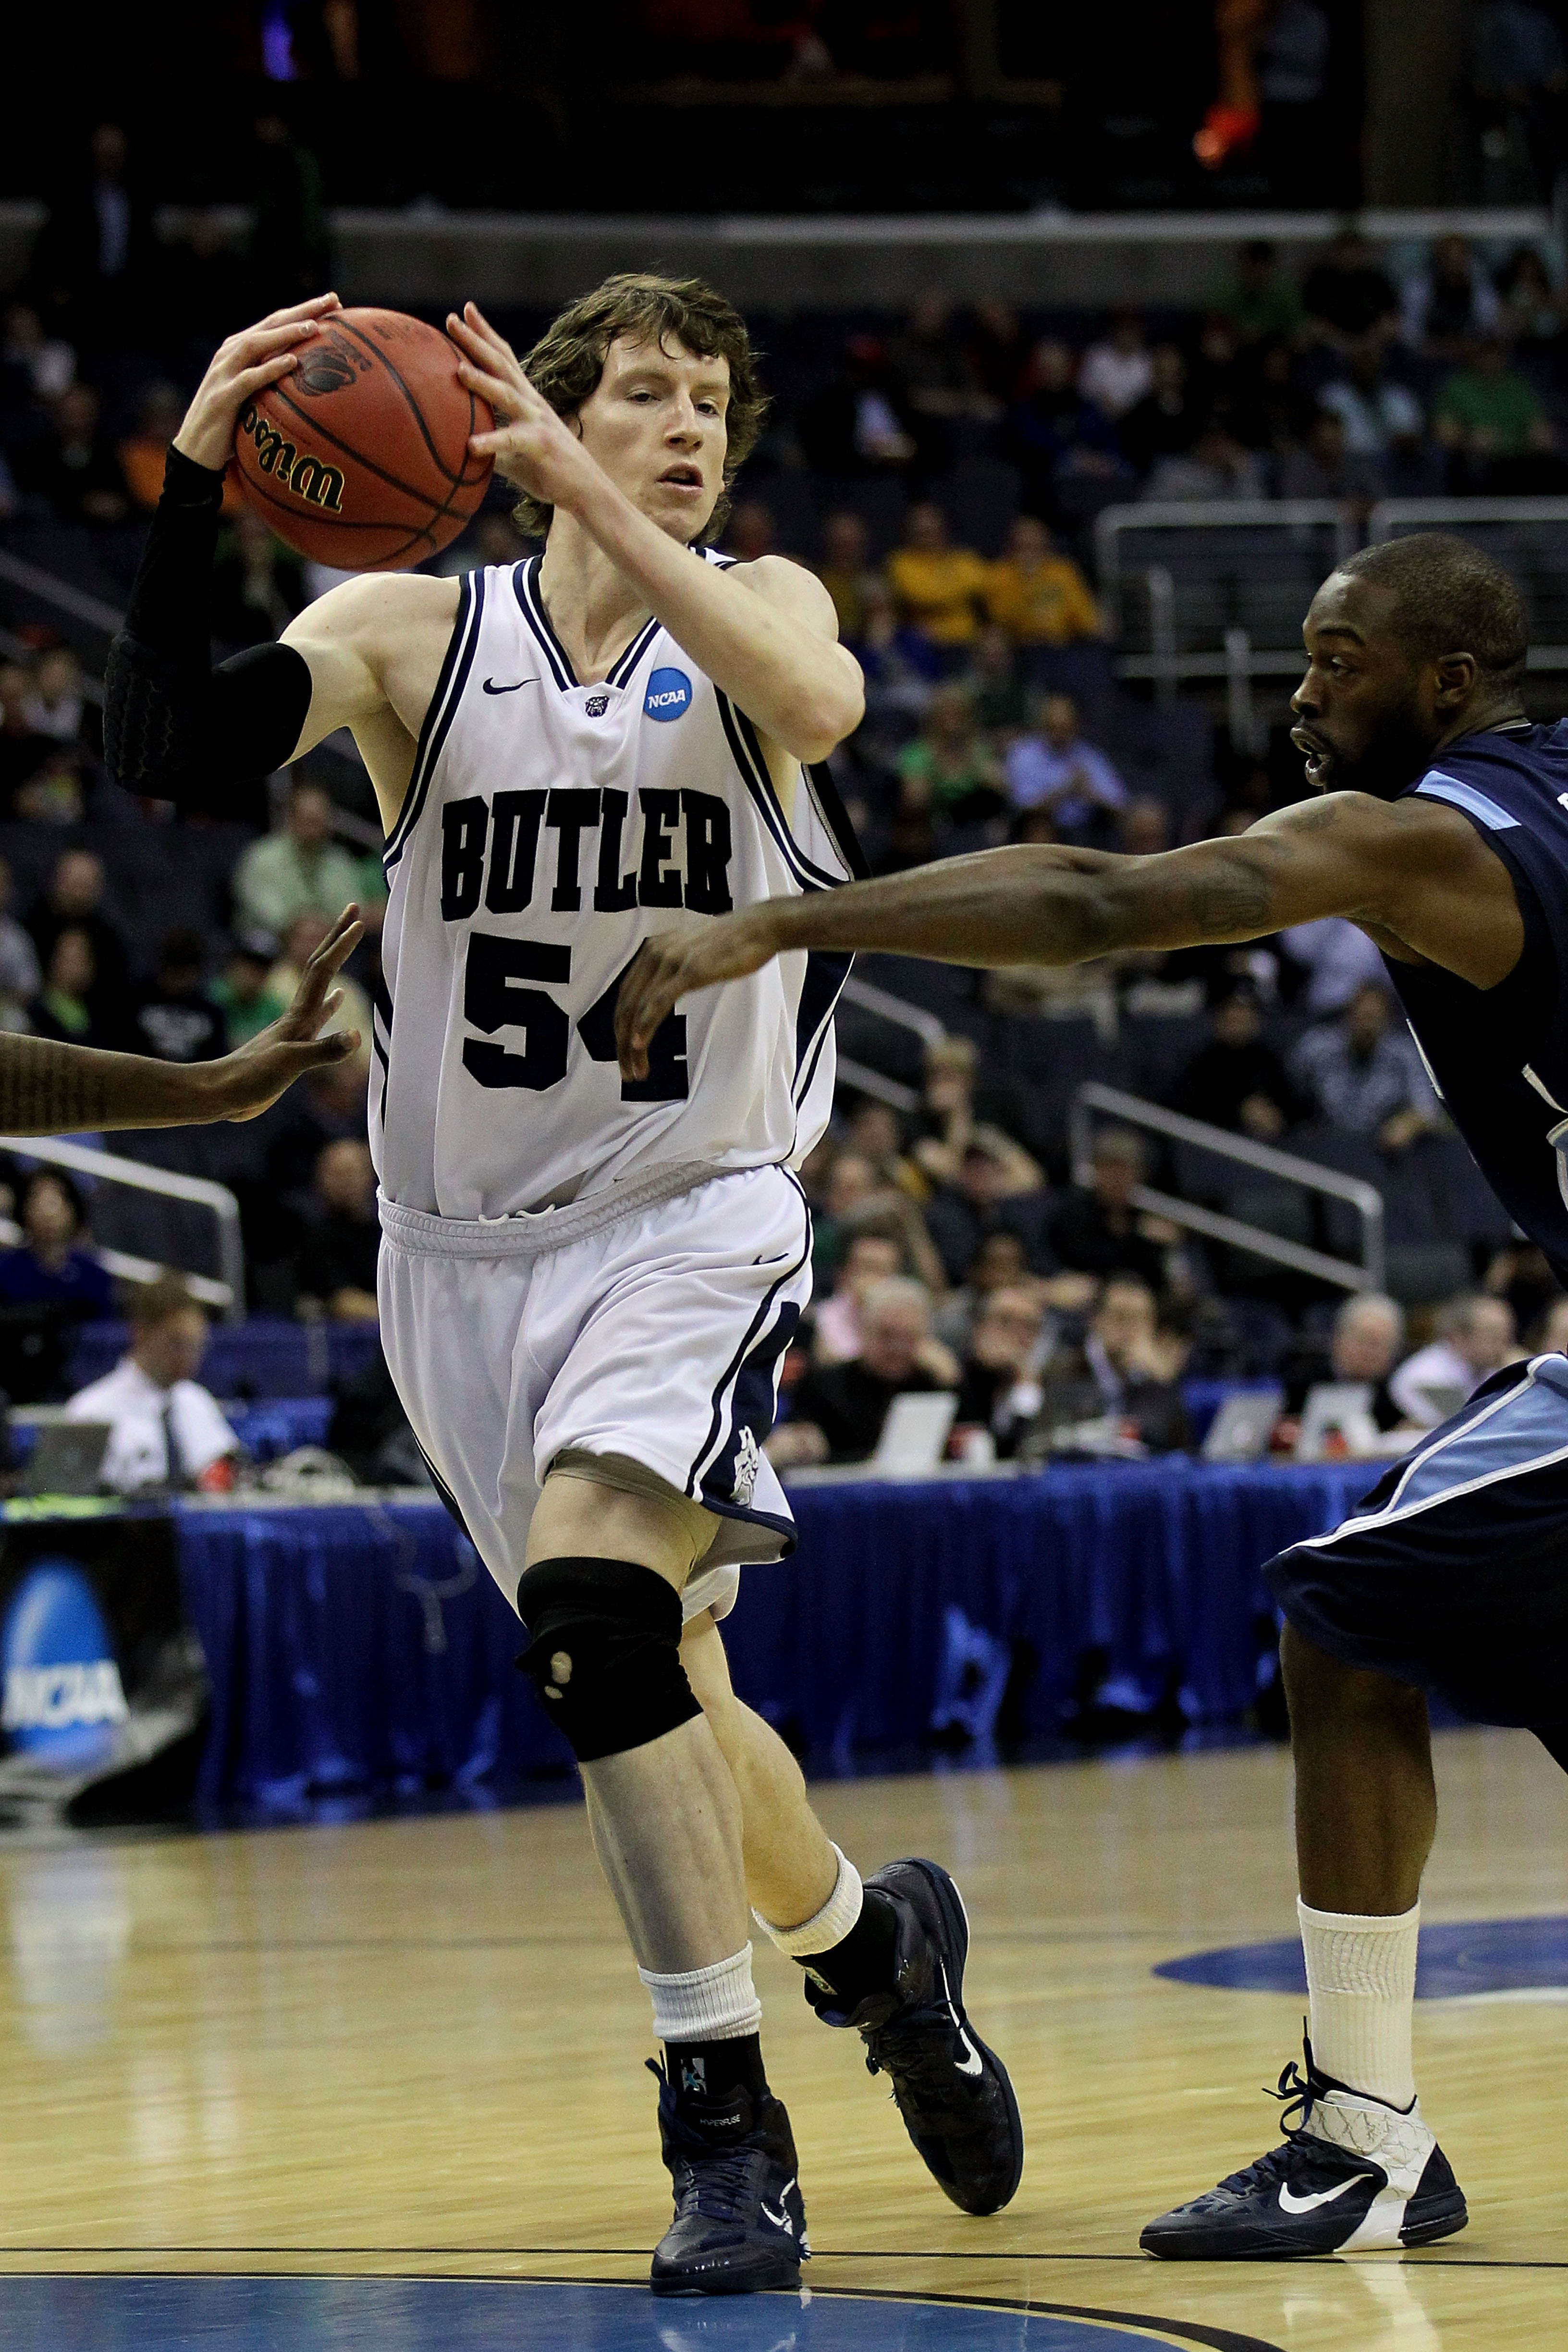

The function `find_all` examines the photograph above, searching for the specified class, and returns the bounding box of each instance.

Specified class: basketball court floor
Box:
[0,1729,1562,2349]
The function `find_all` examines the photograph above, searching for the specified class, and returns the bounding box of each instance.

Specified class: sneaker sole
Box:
[1141,2185,1470,2262]
[650,2251,802,2297]
[1401,2187,1469,2248]
[884,1857,1026,2217]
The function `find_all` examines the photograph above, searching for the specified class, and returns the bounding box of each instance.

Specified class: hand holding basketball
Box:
[448,302,596,516]
[174,294,343,473]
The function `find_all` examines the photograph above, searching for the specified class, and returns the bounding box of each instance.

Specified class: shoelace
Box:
[1209,2058,1326,2199]
[671,2144,767,2226]
[864,2010,971,2115]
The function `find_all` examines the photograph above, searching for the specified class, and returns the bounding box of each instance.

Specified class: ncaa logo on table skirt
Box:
[644,667,692,721]
[0,1563,127,1765]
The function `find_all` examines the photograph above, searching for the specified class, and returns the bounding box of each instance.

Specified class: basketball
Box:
[232,306,493,571]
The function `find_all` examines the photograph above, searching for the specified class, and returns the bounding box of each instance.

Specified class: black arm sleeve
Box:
[103,445,315,806]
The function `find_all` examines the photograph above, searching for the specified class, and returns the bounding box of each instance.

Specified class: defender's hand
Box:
[216,906,365,1121]
[615,910,779,1081]
[173,294,343,473]
[449,301,598,515]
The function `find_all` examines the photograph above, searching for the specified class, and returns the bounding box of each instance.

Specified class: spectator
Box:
[296,1138,380,1321]
[983,515,1102,649]
[1388,1292,1519,1428]
[1004,694,1126,842]
[16,385,129,524]
[1400,234,1502,356]
[33,122,153,345]
[1486,1238,1562,1338]
[0,664,49,807]
[1117,797,1172,856]
[815,511,875,642]
[1495,244,1567,344]
[842,1099,926,1202]
[885,502,990,652]
[128,930,225,1064]
[1290,981,1440,1150]
[811,1226,905,1364]
[1234,333,1314,460]
[1079,309,1154,420]
[1,301,74,405]
[1171,985,1304,1140]
[1277,406,1385,505]
[1279,914,1388,1013]
[1118,344,1201,477]
[118,380,198,515]
[0,859,40,1029]
[1019,1276,1191,1458]
[1433,336,1558,487]
[1286,1291,1409,1431]
[934,1227,1030,1349]
[209,930,287,1050]
[65,1274,239,1494]
[27,849,130,1016]
[887,293,982,471]
[20,648,86,746]
[961,626,1031,736]
[28,928,108,1048]
[923,1129,1050,1289]
[1216,238,1306,346]
[768,1277,951,1468]
[211,510,307,647]
[0,1169,112,1322]
[966,300,1028,405]
[1318,337,1426,466]
[234,783,363,939]
[1006,339,1128,522]
[911,1035,980,1191]
[257,1051,370,1211]
[1048,1127,1169,1292]
[1144,416,1265,501]
[1301,227,1398,350]
[799,333,917,475]
[850,577,942,740]
[895,686,1006,830]
[954,1284,1049,1458]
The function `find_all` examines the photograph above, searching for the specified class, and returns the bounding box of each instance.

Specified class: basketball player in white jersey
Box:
[104,280,1021,2293]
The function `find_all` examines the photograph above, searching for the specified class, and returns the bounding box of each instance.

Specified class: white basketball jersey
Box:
[373,554,863,1220]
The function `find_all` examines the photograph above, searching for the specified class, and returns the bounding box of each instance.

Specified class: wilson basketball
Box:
[232,306,493,571]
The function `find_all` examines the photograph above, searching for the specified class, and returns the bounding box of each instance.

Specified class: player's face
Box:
[575,335,730,542]
[1291,573,1441,800]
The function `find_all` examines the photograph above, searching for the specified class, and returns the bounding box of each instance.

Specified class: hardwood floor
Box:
[0,1729,1563,2348]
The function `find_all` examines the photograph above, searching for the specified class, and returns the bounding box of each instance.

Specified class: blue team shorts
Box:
[1268,1352,1568,1744]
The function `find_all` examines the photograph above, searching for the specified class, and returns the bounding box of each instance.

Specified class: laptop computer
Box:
[1201,1385,1284,1463]
[1295,1382,1379,1462]
[16,1421,112,1499]
[870,1391,959,1477]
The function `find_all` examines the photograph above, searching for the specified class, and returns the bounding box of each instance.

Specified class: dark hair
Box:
[127,1272,203,1329]
[1336,533,1529,690]
[19,1166,85,1234]
[512,272,768,543]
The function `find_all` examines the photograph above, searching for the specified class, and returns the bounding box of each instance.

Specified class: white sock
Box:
[1298,1896,1420,2109]
[638,1943,762,2044]
[752,1844,864,1958]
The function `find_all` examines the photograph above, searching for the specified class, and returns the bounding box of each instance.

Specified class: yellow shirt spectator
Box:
[985,515,1102,646]
[885,502,989,647]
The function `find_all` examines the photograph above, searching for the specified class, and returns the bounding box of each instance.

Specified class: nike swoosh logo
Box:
[482,676,538,694]
[760,2178,796,2232]
[1277,2174,1374,2216]
[936,1957,984,2076]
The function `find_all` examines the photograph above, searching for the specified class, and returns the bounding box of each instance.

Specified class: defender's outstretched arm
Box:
[615,791,1523,1078]
[0,907,364,1134]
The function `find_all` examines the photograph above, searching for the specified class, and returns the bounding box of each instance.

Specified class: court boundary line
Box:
[0,2246,1559,2270]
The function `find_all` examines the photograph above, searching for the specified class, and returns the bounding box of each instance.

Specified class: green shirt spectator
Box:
[233,782,373,939]
[1216,239,1305,344]
[895,686,1006,826]
[209,933,288,1049]
[1433,345,1552,457]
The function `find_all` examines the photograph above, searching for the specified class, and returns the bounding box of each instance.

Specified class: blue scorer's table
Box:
[114,1458,1373,1811]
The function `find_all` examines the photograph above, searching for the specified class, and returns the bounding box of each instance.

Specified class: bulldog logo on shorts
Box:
[731,1425,760,1507]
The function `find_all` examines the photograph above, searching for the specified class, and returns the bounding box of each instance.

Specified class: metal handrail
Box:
[1368,495,1568,541]
[1093,501,1359,633]
[839,975,947,1048]
[1069,1081,1385,1293]
[0,1136,245,1320]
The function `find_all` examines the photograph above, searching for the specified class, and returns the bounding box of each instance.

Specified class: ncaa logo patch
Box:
[644,667,692,722]
[1,1562,127,1766]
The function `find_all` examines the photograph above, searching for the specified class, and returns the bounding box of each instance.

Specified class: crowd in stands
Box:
[3,160,1568,1470]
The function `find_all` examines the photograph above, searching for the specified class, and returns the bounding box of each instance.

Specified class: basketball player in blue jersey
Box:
[103,282,1022,2295]
[621,529,1568,2259]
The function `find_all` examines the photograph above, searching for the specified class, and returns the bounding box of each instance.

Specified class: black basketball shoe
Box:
[804,1856,1024,2216]
[648,2061,808,2296]
[1140,2037,1469,2259]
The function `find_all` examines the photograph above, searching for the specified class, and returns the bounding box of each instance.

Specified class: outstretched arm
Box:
[615,791,1523,1076]
[447,304,864,762]
[0,908,365,1135]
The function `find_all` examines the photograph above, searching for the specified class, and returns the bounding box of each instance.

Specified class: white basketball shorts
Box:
[377,1162,814,1625]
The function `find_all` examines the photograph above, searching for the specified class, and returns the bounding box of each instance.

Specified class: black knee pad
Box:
[514,1556,702,1763]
